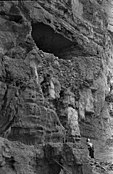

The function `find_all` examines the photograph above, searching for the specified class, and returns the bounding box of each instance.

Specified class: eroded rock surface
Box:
[0,0,112,173]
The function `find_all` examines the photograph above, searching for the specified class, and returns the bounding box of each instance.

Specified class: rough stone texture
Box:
[0,0,112,173]
[0,137,88,174]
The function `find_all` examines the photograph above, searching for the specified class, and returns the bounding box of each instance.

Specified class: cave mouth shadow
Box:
[31,22,74,58]
[31,22,88,59]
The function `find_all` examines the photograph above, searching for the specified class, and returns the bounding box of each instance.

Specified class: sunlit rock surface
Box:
[0,0,112,173]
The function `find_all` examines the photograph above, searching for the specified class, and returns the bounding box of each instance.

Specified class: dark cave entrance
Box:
[31,22,73,58]
[31,22,88,59]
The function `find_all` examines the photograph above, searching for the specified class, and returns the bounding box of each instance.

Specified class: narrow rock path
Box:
[92,146,113,174]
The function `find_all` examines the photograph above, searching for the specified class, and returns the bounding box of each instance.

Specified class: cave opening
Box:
[31,22,73,58]
[31,22,85,59]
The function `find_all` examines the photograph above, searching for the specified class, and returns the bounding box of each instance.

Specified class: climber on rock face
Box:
[86,138,94,159]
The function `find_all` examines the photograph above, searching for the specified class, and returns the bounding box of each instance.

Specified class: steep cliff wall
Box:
[0,0,112,174]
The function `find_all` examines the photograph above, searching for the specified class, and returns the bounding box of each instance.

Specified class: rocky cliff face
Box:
[0,0,112,174]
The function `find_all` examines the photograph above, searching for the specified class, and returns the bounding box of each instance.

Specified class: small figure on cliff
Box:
[86,138,94,159]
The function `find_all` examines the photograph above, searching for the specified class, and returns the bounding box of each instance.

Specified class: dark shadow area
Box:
[31,22,73,58]
[31,22,89,59]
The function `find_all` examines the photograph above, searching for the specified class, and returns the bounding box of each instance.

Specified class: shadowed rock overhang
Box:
[31,22,86,58]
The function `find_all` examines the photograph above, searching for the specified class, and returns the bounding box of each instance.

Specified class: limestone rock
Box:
[67,106,80,137]
[79,88,94,120]
[0,0,112,174]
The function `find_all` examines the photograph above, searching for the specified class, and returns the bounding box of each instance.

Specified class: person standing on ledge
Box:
[86,138,94,159]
